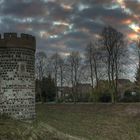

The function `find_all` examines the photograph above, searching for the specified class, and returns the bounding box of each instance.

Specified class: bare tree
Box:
[85,42,99,101]
[85,42,94,91]
[100,26,126,103]
[50,52,67,101]
[85,42,100,89]
[67,51,81,103]
[35,52,47,102]
[57,55,66,100]
[50,52,60,101]
[35,52,47,80]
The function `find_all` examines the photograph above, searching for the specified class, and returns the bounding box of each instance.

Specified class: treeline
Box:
[35,26,140,103]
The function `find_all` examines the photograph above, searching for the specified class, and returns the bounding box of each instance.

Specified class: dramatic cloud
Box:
[0,0,139,55]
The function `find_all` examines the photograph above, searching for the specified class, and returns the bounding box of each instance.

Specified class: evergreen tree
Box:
[46,74,56,101]
[41,75,56,102]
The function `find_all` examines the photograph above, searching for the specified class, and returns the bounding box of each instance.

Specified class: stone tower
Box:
[0,33,36,119]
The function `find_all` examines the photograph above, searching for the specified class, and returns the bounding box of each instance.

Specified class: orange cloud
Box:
[128,33,139,40]
[122,19,132,25]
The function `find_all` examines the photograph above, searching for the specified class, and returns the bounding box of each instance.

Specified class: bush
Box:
[98,92,111,102]
[120,90,140,102]
[57,98,64,103]
[90,88,112,103]
[94,88,112,103]
[124,90,132,97]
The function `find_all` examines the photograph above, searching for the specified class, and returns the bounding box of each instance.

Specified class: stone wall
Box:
[0,33,36,119]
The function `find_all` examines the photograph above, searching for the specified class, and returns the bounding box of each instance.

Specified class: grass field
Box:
[0,103,140,140]
[36,103,140,140]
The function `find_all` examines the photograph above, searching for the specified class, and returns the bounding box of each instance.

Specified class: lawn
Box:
[36,103,140,140]
[0,103,140,140]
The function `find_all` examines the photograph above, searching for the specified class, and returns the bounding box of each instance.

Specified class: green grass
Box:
[0,103,140,140]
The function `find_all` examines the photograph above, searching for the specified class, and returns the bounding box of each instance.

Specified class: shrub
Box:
[124,90,132,97]
[57,98,64,103]
[120,90,140,102]
[98,92,111,102]
[93,88,112,103]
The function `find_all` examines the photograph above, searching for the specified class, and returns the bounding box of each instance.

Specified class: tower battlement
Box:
[0,33,36,51]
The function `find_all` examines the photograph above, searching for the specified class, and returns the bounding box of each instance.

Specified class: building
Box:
[58,86,72,99]
[58,84,92,102]
[97,79,133,98]
[117,79,133,98]
[76,83,92,95]
[0,33,36,119]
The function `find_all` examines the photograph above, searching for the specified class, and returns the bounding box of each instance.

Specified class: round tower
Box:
[0,33,36,119]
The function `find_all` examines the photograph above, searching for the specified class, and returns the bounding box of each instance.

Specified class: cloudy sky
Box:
[0,0,140,57]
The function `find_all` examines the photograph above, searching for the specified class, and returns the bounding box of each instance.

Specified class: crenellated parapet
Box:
[0,33,36,51]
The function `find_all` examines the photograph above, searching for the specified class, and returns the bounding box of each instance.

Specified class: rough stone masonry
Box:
[0,33,36,119]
